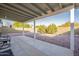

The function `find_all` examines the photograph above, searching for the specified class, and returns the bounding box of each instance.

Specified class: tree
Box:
[59,21,70,27]
[13,21,22,28]
[13,21,32,28]
[37,25,46,33]
[74,22,79,26]
[46,24,57,34]
[23,24,32,28]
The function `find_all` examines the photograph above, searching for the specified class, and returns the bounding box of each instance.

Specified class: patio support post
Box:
[22,22,25,36]
[34,19,36,39]
[4,16,7,26]
[70,6,74,51]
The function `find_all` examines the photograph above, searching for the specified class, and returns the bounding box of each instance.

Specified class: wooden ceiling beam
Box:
[18,3,42,16]
[46,3,55,12]
[31,3,47,14]
[0,3,37,17]
[0,7,34,19]
[6,3,38,17]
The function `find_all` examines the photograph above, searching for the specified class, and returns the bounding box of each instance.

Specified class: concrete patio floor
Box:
[10,35,73,56]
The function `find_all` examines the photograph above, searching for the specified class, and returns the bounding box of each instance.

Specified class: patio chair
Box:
[0,26,11,50]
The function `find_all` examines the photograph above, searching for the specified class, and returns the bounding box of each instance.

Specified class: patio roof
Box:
[75,3,79,8]
[0,3,74,22]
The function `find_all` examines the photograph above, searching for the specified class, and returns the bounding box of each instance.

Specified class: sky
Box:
[27,11,70,26]
[75,9,79,22]
[1,19,13,27]
[1,8,79,27]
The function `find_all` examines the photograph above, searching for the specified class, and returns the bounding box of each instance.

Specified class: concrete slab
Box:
[11,36,73,56]
[11,36,47,56]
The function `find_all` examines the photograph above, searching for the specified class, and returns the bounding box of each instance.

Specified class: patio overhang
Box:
[0,3,74,22]
[0,3,77,55]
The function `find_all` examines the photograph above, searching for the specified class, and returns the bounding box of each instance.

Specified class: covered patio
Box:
[0,3,77,56]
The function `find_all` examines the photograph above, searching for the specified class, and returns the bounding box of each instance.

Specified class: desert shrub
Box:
[59,21,70,27]
[37,25,46,33]
[46,24,57,34]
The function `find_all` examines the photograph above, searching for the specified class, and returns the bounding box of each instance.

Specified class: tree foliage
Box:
[59,21,70,27]
[13,21,32,28]
[46,24,57,34]
[74,22,79,26]
[36,24,57,34]
[37,25,46,33]
[59,21,79,27]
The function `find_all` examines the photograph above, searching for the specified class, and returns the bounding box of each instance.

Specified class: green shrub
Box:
[59,21,70,27]
[46,24,57,34]
[37,25,46,33]
[23,24,32,28]
[13,21,32,28]
[37,24,57,34]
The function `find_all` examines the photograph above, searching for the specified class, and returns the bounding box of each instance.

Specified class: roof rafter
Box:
[0,11,23,19]
[0,3,37,17]
[46,3,55,12]
[0,4,35,18]
[9,3,39,17]
[31,3,47,14]
[18,3,42,16]
[0,11,30,22]
[5,3,38,17]
[59,3,64,9]
[0,7,34,19]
